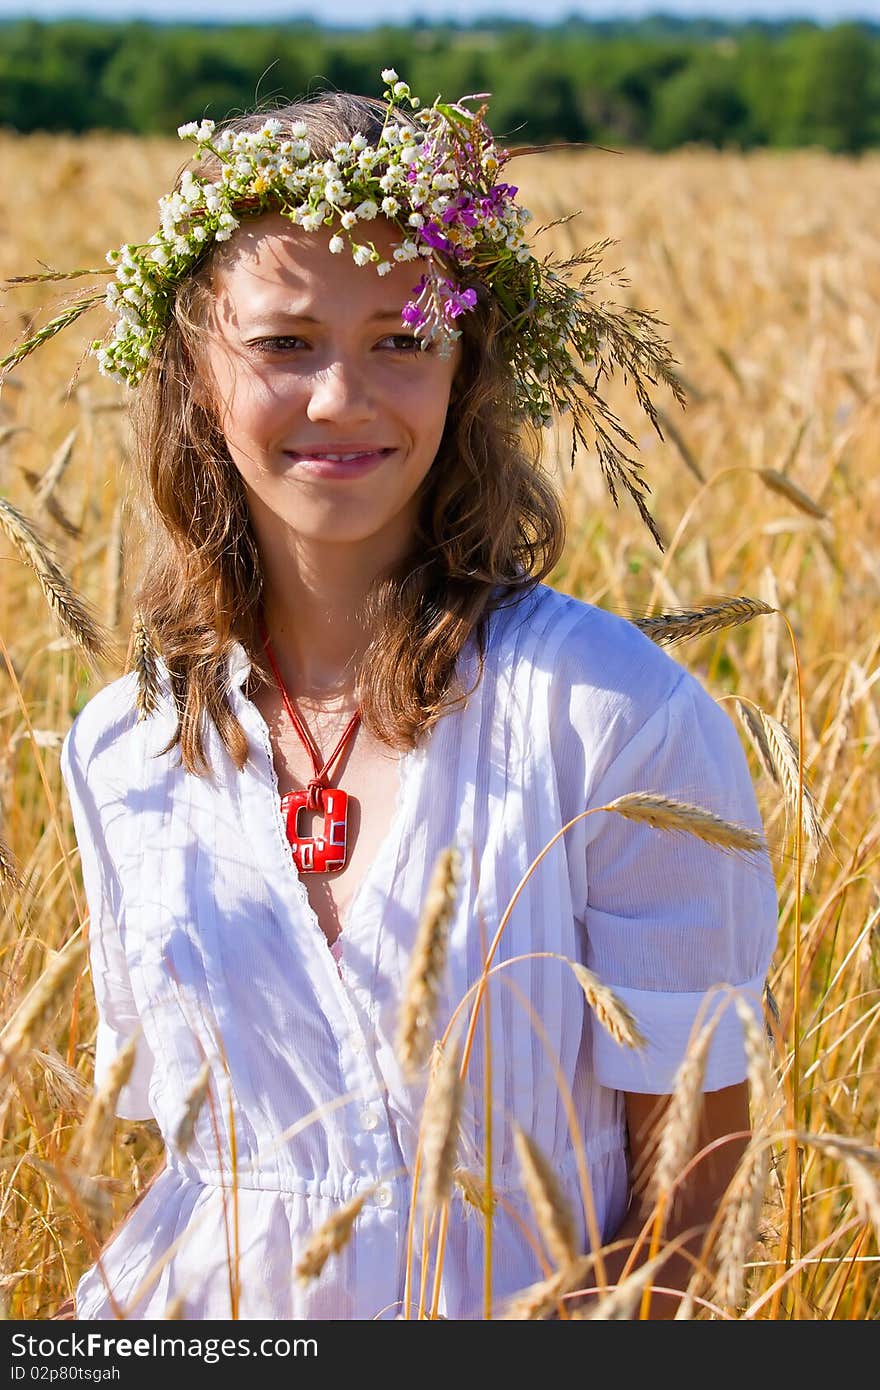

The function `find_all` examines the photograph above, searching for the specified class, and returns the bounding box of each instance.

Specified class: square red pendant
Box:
[280,786,350,873]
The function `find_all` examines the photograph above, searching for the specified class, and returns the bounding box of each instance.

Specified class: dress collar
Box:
[153,646,253,697]
[227,641,253,692]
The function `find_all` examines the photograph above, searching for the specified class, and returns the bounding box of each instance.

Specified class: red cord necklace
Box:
[261,628,361,874]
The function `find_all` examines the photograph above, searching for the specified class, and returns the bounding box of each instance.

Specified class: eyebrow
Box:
[244,310,406,329]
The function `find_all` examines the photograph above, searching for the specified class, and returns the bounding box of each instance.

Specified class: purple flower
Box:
[401,276,429,328]
[479,183,517,216]
[441,196,479,229]
[418,221,454,253]
[441,281,478,319]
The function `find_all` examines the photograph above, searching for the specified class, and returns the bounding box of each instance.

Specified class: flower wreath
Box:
[2,69,685,546]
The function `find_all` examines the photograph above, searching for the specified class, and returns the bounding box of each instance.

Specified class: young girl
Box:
[19,73,777,1319]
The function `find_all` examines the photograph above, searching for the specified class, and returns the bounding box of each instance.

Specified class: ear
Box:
[190,369,214,413]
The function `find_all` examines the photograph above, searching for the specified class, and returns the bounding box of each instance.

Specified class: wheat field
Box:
[0,131,878,1319]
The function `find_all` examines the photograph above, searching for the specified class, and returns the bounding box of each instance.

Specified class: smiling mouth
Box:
[286,448,395,461]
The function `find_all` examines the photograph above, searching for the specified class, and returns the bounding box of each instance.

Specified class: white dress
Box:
[61,583,778,1320]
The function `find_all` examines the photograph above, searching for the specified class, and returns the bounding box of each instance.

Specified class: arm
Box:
[553,639,777,1317]
[61,722,157,1122]
[576,1081,751,1319]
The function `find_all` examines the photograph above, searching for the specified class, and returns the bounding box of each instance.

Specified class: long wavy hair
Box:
[129,92,566,775]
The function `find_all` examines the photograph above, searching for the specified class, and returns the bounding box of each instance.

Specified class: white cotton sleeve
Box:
[581,671,779,1095]
[61,722,155,1121]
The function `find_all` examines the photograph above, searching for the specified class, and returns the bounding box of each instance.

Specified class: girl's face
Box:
[202,211,460,560]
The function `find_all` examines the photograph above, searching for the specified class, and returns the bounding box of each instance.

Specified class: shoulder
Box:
[488,580,685,708]
[60,670,165,804]
[491,583,727,783]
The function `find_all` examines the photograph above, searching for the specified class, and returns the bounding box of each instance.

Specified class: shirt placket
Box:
[233,677,411,1210]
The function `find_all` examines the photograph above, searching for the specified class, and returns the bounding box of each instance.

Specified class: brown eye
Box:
[251,337,307,352]
[378,334,422,352]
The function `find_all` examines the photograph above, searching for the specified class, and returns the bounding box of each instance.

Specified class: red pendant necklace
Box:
[261,629,361,874]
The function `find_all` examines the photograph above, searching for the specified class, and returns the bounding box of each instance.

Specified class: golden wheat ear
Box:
[513,1124,579,1269]
[453,1165,496,1217]
[0,937,88,1084]
[734,698,780,784]
[0,831,23,899]
[0,288,107,382]
[420,1039,464,1213]
[0,495,110,663]
[69,1033,139,1175]
[716,1142,771,1308]
[569,962,646,1049]
[603,792,766,857]
[395,846,461,1078]
[754,708,828,867]
[127,610,161,721]
[295,1190,369,1285]
[650,1015,719,1205]
[756,468,829,520]
[174,1059,212,1157]
[845,1157,880,1246]
[500,1254,595,1320]
[633,595,775,646]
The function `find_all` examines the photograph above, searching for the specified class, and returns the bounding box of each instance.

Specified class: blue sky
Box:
[2,1,879,22]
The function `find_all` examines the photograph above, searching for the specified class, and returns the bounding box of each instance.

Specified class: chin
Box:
[294,522,396,546]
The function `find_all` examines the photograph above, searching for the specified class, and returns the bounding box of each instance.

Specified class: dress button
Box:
[375,1184,392,1208]
[359,1107,380,1132]
[350,1035,365,1054]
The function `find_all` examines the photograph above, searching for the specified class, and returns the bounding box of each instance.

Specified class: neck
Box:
[256,530,406,706]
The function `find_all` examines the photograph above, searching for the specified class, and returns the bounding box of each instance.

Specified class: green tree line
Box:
[1,17,879,152]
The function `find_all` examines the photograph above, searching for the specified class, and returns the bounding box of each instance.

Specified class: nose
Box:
[305,354,377,426]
